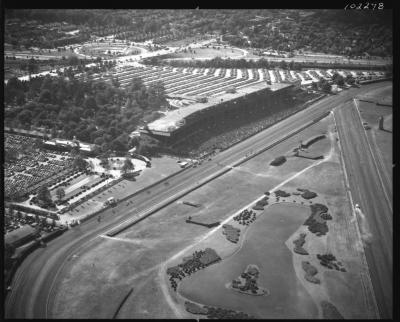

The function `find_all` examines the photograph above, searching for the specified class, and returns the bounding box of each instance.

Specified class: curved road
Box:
[5,82,391,319]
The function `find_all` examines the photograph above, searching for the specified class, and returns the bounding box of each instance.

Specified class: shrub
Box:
[301,190,317,199]
[270,156,286,166]
[185,301,208,315]
[302,261,320,284]
[320,301,344,319]
[274,190,290,198]
[293,233,309,255]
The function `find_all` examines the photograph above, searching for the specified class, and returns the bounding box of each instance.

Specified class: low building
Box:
[5,225,38,248]
[43,138,98,155]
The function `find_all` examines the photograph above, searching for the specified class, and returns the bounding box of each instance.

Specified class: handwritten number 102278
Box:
[344,3,384,9]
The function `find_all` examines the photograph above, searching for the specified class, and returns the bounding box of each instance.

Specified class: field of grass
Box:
[51,115,361,319]
[179,202,318,319]
[169,47,244,59]
[162,35,213,47]
[281,129,377,319]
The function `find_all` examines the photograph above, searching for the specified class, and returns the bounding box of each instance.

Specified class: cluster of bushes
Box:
[270,156,287,166]
[297,188,318,200]
[231,265,265,295]
[234,209,257,225]
[204,305,256,319]
[252,196,269,211]
[303,203,331,236]
[302,261,320,284]
[166,248,221,291]
[293,233,309,255]
[317,254,346,272]
[184,301,208,315]
[185,299,257,318]
[321,213,332,220]
[222,224,240,243]
[301,135,326,149]
[274,190,291,198]
[295,154,324,160]
[320,301,344,319]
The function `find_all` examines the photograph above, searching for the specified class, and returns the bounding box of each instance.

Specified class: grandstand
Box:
[140,82,294,139]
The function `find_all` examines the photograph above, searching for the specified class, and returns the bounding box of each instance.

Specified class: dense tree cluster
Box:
[4,73,167,154]
[6,9,391,57]
[220,10,392,57]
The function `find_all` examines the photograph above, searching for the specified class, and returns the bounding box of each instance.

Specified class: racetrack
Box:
[334,101,392,318]
[4,81,391,319]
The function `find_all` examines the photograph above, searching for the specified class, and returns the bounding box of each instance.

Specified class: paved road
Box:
[334,102,392,318]
[5,81,391,318]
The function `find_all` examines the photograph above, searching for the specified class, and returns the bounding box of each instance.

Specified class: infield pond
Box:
[178,202,319,319]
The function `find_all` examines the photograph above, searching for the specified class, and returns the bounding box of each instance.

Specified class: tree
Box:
[37,185,53,207]
[17,109,33,125]
[122,157,134,174]
[73,155,88,170]
[84,96,98,110]
[331,72,344,86]
[345,74,355,85]
[311,82,318,90]
[55,187,66,201]
[100,157,111,172]
[38,89,52,103]
[110,138,127,152]
[27,58,39,76]
[321,81,332,93]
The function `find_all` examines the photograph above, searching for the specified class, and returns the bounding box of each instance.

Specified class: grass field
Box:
[162,35,214,47]
[51,114,373,318]
[179,203,318,319]
[168,47,244,59]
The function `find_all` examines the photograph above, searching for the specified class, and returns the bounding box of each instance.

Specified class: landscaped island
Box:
[166,248,221,292]
[227,264,269,296]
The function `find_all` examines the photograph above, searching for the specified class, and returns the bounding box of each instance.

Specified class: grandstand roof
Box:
[144,82,292,134]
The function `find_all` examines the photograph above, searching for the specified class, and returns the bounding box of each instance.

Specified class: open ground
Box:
[167,47,245,60]
[6,81,390,319]
[50,113,374,318]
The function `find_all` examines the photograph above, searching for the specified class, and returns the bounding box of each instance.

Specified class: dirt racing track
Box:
[334,101,392,318]
[4,81,392,319]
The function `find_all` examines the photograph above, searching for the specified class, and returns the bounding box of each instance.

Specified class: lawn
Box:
[51,174,103,201]
[162,35,213,47]
[169,47,244,59]
[51,115,371,319]
[179,203,318,319]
